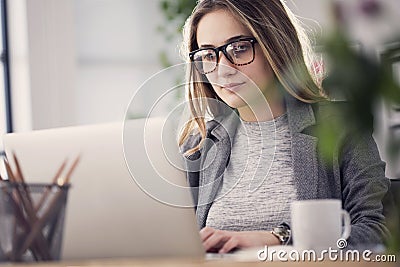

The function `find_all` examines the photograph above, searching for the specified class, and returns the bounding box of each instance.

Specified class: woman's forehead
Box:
[196,9,252,47]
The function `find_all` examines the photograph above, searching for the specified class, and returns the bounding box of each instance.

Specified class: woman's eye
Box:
[233,44,250,53]
[203,53,215,61]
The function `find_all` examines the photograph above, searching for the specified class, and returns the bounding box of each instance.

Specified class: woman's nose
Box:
[217,52,237,77]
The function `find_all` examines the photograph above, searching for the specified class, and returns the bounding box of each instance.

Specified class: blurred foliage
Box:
[317,0,400,253]
[158,0,197,67]
[318,29,400,158]
[159,0,197,35]
[320,32,400,253]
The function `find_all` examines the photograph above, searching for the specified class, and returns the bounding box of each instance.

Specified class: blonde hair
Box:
[179,0,327,155]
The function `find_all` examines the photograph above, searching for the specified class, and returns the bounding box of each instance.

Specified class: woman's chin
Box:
[220,97,247,109]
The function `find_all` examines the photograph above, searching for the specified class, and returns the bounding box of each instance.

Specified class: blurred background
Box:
[0,0,399,179]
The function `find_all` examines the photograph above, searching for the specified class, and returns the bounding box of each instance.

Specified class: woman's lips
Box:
[221,82,245,92]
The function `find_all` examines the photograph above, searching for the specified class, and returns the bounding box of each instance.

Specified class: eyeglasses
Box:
[189,37,258,74]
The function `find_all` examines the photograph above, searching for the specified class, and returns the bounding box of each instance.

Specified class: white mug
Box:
[291,199,351,252]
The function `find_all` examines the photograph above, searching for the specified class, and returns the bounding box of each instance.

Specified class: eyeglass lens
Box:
[192,40,255,74]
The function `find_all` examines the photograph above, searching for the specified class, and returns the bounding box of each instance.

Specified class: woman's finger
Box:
[219,235,240,254]
[199,226,215,242]
[202,229,229,251]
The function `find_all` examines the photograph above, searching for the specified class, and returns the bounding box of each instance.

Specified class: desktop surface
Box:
[5,257,397,267]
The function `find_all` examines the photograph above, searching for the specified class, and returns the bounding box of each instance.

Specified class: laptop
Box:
[2,118,205,260]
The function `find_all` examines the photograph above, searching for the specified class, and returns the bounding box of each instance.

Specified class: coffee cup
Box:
[290,199,351,252]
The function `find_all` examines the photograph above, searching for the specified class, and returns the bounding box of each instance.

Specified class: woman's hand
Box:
[199,226,281,254]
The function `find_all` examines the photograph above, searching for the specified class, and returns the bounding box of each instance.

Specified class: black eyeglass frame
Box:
[189,37,258,74]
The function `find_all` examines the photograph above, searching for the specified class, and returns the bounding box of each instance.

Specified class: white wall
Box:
[7,0,32,132]
[28,0,76,130]
[7,0,76,131]
[74,0,181,125]
[8,0,181,130]
[286,0,400,48]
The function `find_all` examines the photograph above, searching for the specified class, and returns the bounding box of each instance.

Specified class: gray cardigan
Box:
[181,95,390,248]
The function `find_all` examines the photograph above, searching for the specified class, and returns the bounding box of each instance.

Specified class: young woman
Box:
[179,0,390,253]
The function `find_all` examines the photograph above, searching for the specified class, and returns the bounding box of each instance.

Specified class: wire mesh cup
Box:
[0,182,70,262]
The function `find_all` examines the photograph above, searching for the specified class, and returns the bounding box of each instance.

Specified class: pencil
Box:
[35,158,68,212]
[4,157,51,260]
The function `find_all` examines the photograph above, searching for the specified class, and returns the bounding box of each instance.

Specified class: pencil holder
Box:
[0,182,69,262]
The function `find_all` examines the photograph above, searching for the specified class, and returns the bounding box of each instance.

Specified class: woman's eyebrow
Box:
[199,35,249,48]
[224,35,247,43]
